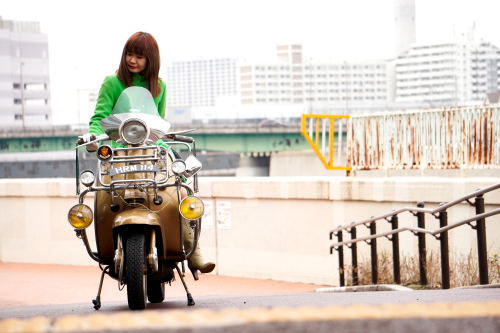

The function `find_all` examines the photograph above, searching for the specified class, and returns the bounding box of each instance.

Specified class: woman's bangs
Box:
[126,37,146,56]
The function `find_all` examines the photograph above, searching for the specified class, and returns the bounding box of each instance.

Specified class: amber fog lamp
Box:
[68,204,93,229]
[97,145,113,161]
[179,196,204,221]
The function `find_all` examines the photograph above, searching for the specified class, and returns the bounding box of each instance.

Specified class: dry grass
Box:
[343,249,500,288]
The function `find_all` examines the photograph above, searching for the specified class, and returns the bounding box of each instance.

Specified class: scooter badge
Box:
[97,145,113,161]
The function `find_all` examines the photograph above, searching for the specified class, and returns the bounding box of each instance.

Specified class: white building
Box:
[395,31,500,106]
[394,0,416,57]
[165,57,239,107]
[238,44,394,107]
[0,17,52,130]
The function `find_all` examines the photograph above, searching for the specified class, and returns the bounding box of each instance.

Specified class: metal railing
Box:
[346,104,500,171]
[301,114,351,171]
[329,181,500,289]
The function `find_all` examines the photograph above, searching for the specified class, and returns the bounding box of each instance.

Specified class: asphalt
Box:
[2,263,500,332]
[1,288,499,319]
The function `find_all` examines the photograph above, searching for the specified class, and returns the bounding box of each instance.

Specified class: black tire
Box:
[147,278,165,303]
[126,233,147,310]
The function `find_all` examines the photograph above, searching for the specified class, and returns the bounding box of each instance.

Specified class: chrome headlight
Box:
[68,204,93,229]
[80,170,95,187]
[172,160,186,175]
[179,196,204,221]
[119,118,149,145]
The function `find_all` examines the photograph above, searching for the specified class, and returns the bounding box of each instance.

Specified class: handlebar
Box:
[173,135,194,143]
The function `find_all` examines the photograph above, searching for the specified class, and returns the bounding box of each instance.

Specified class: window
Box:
[14,99,22,104]
[14,114,23,120]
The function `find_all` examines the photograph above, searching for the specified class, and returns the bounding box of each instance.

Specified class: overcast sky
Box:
[2,0,500,120]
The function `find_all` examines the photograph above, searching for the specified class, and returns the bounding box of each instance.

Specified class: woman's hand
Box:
[77,133,98,151]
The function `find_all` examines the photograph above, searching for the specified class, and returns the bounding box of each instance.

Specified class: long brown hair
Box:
[117,32,162,97]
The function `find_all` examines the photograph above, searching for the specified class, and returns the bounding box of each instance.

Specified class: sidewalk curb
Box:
[455,283,500,290]
[315,284,413,293]
[1,301,499,333]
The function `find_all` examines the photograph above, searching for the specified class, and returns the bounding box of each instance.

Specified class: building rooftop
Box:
[0,16,41,34]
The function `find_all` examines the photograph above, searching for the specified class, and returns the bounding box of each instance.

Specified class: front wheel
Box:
[126,233,147,310]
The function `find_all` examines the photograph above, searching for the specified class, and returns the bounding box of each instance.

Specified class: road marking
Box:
[1,302,499,332]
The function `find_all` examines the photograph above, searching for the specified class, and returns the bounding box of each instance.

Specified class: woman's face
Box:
[126,51,147,74]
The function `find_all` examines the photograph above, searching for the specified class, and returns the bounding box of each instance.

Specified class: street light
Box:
[20,62,25,131]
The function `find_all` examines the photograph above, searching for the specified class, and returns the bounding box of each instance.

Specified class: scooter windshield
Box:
[111,86,159,116]
[100,87,171,142]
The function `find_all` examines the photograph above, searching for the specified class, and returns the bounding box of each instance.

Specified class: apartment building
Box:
[165,57,239,107]
[395,32,500,105]
[0,17,52,129]
[238,44,393,106]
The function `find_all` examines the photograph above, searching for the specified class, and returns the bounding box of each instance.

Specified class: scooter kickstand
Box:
[92,266,109,310]
[174,264,195,306]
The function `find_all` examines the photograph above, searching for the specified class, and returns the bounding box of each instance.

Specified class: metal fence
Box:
[329,182,500,289]
[346,104,500,170]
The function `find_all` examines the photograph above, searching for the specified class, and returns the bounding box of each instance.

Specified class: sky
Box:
[2,0,500,122]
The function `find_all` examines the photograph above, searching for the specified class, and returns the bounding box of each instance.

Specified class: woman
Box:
[81,32,215,276]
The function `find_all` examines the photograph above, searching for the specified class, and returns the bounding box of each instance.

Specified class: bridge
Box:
[0,121,341,155]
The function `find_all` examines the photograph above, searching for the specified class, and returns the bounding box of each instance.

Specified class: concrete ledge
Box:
[1,302,499,333]
[315,284,413,293]
[1,177,499,204]
[455,283,500,290]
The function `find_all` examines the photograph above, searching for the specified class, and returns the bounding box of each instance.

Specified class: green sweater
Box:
[88,73,167,148]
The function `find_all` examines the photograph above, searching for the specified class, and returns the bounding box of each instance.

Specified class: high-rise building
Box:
[0,17,52,130]
[395,32,500,106]
[394,0,416,57]
[238,44,393,106]
[165,57,239,107]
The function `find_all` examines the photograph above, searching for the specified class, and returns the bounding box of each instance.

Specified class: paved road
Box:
[1,288,499,320]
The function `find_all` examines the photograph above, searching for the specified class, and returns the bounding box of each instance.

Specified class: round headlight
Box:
[120,119,149,144]
[80,170,95,187]
[171,160,186,175]
[68,204,93,229]
[179,196,204,221]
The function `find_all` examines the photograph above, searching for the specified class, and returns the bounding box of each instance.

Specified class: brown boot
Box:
[183,218,215,279]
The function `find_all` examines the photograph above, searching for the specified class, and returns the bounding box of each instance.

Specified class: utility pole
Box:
[20,62,25,132]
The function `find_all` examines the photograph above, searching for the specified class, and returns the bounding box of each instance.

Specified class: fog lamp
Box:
[171,160,186,175]
[68,204,93,229]
[179,196,204,221]
[80,170,95,187]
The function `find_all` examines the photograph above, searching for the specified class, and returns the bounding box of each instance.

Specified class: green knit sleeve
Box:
[88,76,117,136]
[158,80,167,119]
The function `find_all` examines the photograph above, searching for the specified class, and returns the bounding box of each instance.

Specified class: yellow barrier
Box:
[301,114,351,171]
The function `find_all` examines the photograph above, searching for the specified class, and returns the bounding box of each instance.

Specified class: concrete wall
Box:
[1,177,499,286]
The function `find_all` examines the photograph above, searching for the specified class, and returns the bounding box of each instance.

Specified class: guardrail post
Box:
[347,224,358,286]
[370,222,378,284]
[438,206,450,289]
[416,202,428,286]
[475,194,489,285]
[390,214,401,284]
[336,229,345,287]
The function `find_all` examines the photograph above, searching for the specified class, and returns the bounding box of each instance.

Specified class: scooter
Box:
[69,86,204,310]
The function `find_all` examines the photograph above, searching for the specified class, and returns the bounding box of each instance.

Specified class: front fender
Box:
[113,209,162,228]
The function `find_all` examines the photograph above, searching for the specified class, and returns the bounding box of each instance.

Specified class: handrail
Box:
[329,181,500,234]
[329,180,498,289]
[330,208,500,249]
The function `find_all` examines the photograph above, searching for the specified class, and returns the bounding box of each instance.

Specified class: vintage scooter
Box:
[68,86,204,310]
